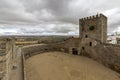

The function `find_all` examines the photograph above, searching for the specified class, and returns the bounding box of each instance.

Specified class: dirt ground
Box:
[25,52,120,80]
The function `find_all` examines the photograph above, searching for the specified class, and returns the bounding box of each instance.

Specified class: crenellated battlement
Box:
[80,14,99,21]
[79,13,106,22]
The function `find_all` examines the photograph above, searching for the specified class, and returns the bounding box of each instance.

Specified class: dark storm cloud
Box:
[0,0,120,35]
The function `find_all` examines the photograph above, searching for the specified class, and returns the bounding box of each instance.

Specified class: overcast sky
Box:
[0,0,120,35]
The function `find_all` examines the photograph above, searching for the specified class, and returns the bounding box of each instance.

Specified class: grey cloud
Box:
[104,8,120,33]
[50,24,78,33]
[0,0,38,24]
[44,0,69,15]
[0,0,120,35]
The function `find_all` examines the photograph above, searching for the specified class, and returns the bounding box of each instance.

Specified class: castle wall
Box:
[78,42,120,73]
[54,37,120,73]
[6,39,15,80]
[0,38,14,80]
[0,40,6,80]
[19,37,120,74]
[21,38,82,59]
[21,44,55,59]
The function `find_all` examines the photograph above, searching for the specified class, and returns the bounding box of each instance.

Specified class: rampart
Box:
[0,38,15,80]
[17,38,120,80]
[21,44,56,59]
[58,38,120,73]
[84,43,120,73]
[20,37,120,74]
[21,43,59,80]
[43,38,120,73]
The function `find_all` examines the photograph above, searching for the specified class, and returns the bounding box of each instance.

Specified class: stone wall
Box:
[5,38,15,80]
[20,37,120,74]
[83,43,120,73]
[21,44,56,59]
[58,38,120,73]
[0,38,15,80]
[0,40,6,80]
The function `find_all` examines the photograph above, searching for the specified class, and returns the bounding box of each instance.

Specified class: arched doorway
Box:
[72,48,78,55]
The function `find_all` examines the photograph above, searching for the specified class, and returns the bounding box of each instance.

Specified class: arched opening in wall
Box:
[72,48,78,55]
[85,35,88,38]
[82,47,85,50]
[89,42,92,46]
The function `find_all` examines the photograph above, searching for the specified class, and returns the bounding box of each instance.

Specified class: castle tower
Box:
[79,14,107,43]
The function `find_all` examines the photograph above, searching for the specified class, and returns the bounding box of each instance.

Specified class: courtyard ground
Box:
[25,52,120,80]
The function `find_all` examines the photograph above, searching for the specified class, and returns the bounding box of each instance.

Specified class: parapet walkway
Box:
[10,48,24,80]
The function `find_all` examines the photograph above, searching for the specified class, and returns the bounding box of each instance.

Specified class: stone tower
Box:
[79,14,107,43]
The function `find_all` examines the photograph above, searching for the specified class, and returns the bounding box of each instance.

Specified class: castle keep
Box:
[79,14,107,43]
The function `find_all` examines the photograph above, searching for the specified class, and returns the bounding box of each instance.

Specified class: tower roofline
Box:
[79,13,107,21]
